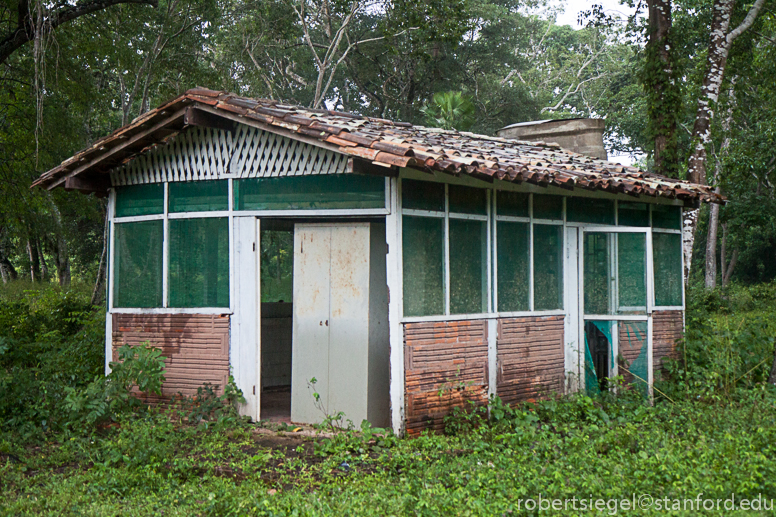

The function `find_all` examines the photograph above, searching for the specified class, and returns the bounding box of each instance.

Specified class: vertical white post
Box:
[162,182,169,308]
[492,190,498,313]
[386,176,405,435]
[646,226,656,403]
[487,318,497,401]
[260,216,262,421]
[444,183,450,315]
[486,189,492,314]
[578,228,586,391]
[647,314,654,403]
[107,189,116,312]
[529,194,535,311]
[563,227,580,393]
[228,178,235,314]
[105,188,115,375]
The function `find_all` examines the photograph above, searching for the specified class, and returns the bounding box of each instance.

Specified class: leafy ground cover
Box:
[1,282,776,516]
[2,391,775,516]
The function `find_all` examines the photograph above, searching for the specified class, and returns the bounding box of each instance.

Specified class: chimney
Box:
[497,118,607,160]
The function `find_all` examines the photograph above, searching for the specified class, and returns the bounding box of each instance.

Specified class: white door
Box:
[579,227,653,396]
[291,223,372,425]
[231,216,261,420]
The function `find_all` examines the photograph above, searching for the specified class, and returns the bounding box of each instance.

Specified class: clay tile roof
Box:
[32,88,724,204]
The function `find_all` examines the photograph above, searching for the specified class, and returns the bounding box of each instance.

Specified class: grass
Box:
[2,390,776,516]
[2,281,776,515]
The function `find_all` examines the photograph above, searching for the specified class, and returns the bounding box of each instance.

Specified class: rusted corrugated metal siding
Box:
[496,316,565,404]
[112,313,230,399]
[403,320,488,435]
[653,310,684,378]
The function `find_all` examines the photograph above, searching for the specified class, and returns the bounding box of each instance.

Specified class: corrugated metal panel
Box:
[403,320,488,435]
[496,315,565,405]
[653,310,683,376]
[618,321,647,386]
[111,313,230,398]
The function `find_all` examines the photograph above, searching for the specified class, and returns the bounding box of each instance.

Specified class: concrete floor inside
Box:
[261,386,291,423]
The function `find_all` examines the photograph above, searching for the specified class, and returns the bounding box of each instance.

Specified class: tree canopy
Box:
[0,0,774,291]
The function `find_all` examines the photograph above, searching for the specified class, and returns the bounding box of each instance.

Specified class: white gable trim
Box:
[110,124,348,186]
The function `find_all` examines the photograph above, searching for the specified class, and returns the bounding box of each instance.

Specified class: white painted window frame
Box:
[398,171,687,324]
[109,176,391,314]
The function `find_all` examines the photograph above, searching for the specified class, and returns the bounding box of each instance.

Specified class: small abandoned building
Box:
[34,89,722,435]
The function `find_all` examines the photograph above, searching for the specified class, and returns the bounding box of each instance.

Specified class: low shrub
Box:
[63,343,166,430]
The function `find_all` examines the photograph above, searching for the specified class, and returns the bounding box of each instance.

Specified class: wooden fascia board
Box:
[48,107,189,190]
[347,157,399,177]
[183,106,236,133]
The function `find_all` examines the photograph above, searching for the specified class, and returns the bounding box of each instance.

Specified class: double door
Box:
[291,223,388,425]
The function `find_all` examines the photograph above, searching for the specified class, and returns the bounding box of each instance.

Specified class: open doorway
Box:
[585,321,612,392]
[255,219,390,426]
[259,221,294,422]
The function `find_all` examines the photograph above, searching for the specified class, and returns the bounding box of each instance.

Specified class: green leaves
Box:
[421,91,475,131]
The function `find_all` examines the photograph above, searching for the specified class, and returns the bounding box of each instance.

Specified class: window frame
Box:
[109,176,391,314]
[400,183,491,318]
[399,174,686,323]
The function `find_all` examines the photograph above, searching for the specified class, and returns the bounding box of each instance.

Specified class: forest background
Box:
[1,0,774,290]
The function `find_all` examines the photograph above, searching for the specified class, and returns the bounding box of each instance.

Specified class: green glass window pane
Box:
[169,218,230,308]
[402,179,445,212]
[533,194,564,220]
[448,185,487,215]
[652,205,682,229]
[534,224,563,310]
[584,232,610,315]
[497,221,529,312]
[617,233,647,312]
[449,219,487,314]
[567,197,615,225]
[261,230,294,303]
[497,191,529,218]
[618,320,649,397]
[169,180,228,212]
[115,184,164,217]
[618,201,650,227]
[653,232,683,306]
[113,220,163,308]
[402,216,444,316]
[235,175,385,210]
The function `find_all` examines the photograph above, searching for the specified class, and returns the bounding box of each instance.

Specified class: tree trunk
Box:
[91,207,109,305]
[0,234,17,283]
[768,341,776,385]
[645,0,679,176]
[683,0,763,281]
[682,208,697,286]
[720,222,737,286]
[705,195,721,288]
[723,249,737,286]
[687,0,765,184]
[56,233,71,287]
[687,0,735,184]
[704,82,735,289]
[27,238,41,282]
[37,239,49,281]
